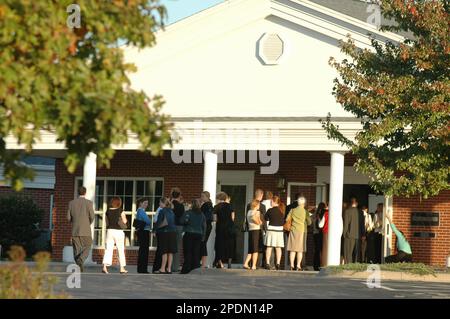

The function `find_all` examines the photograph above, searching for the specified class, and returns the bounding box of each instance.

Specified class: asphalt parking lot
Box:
[52,267,450,299]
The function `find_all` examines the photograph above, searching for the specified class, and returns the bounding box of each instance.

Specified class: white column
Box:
[83,152,97,265]
[203,151,218,268]
[83,152,97,202]
[203,151,218,204]
[327,152,345,266]
[382,195,393,263]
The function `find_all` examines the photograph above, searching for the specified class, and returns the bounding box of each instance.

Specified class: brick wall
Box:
[52,150,450,266]
[393,191,450,266]
[0,186,53,230]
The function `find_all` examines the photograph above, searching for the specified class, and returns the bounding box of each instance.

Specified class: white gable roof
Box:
[124,0,401,120]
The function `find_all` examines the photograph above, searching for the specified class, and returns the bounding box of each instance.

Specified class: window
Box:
[75,178,163,248]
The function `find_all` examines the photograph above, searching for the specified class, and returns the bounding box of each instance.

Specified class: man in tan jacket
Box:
[343,197,360,264]
[67,186,95,272]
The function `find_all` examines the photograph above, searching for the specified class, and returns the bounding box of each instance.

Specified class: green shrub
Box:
[0,196,43,257]
[0,246,67,299]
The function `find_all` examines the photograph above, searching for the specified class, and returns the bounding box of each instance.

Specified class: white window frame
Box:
[286,182,327,206]
[74,177,164,249]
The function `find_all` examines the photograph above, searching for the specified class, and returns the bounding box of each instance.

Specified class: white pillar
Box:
[327,152,345,266]
[83,152,97,202]
[382,195,393,263]
[203,151,218,268]
[203,151,218,204]
[83,152,97,265]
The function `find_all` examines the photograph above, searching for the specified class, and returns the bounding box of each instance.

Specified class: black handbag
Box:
[133,218,146,231]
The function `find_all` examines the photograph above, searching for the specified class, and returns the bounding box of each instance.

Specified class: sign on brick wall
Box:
[413,232,436,238]
[411,212,439,227]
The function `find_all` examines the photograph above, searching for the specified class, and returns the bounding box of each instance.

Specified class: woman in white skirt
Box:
[102,197,128,274]
[285,197,311,271]
[264,196,285,270]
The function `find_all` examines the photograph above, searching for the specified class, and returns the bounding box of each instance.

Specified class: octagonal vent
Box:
[258,33,284,65]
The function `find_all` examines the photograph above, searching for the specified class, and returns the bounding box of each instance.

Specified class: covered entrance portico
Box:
[77,151,384,265]
[198,149,351,267]
[74,146,373,268]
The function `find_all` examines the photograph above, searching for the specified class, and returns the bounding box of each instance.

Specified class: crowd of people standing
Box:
[67,185,412,274]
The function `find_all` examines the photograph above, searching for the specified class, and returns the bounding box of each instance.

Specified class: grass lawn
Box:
[324,263,438,277]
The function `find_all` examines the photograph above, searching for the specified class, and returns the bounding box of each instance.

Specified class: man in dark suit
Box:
[171,187,185,272]
[67,186,95,272]
[343,197,360,264]
[358,206,368,263]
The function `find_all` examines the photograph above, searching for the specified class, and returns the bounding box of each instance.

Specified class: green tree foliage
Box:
[0,196,43,256]
[323,0,449,198]
[0,1,173,190]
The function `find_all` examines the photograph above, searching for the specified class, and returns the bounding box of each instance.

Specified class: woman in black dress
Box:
[213,191,235,269]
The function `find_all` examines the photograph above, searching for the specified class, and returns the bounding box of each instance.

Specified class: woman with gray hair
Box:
[285,196,311,271]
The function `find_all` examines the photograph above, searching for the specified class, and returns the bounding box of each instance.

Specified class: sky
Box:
[160,0,226,25]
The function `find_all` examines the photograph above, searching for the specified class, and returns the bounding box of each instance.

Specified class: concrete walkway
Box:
[5,261,448,283]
